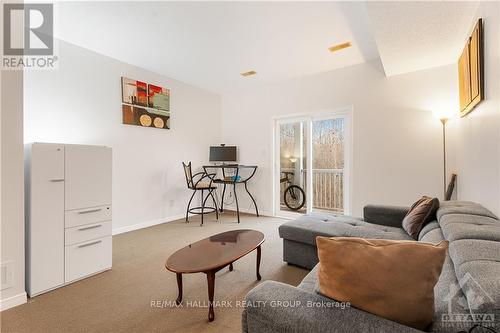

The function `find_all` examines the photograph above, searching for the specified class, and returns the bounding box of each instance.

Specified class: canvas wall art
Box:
[121,77,170,130]
[121,77,148,106]
[148,84,170,111]
[122,105,170,129]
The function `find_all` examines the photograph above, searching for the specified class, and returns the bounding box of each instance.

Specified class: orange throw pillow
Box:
[316,237,448,330]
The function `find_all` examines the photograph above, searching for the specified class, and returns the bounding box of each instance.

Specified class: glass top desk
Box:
[202,165,259,223]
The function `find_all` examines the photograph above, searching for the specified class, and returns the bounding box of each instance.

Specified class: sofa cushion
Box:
[418,221,440,241]
[297,264,319,293]
[448,240,500,316]
[316,237,448,330]
[449,239,500,267]
[456,261,500,318]
[441,222,500,243]
[437,201,498,220]
[279,213,412,246]
[430,258,470,333]
[243,280,423,333]
[439,213,500,228]
[363,205,409,227]
[402,196,439,240]
[419,225,445,244]
[307,212,363,222]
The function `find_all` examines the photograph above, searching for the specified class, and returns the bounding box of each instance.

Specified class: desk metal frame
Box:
[203,165,259,223]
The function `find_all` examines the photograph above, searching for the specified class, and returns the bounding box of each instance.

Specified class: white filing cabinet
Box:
[25,143,112,296]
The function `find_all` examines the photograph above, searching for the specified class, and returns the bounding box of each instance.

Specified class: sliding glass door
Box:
[277,119,309,214]
[275,111,350,216]
[311,117,345,213]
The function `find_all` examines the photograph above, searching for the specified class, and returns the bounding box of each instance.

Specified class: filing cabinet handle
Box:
[78,209,102,215]
[50,179,65,182]
[78,224,102,231]
[78,240,102,248]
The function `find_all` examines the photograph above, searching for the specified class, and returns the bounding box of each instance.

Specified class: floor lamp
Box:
[434,112,452,199]
[439,117,448,199]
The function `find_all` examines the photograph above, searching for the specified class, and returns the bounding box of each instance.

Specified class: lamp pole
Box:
[440,117,448,199]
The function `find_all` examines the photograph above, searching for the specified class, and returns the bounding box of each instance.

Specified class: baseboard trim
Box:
[223,206,274,217]
[0,292,27,311]
[112,213,186,235]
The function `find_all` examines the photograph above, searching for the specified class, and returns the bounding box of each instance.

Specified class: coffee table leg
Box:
[175,273,183,305]
[256,245,262,281]
[206,271,216,322]
[229,263,233,271]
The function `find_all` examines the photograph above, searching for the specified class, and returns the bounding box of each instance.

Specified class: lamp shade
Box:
[432,109,455,121]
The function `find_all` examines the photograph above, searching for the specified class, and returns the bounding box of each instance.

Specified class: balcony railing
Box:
[280,168,344,213]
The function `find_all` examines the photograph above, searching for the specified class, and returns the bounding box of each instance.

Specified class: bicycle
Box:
[280,171,306,211]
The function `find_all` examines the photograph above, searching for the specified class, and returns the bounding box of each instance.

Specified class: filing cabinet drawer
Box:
[65,221,112,246]
[65,205,111,228]
[65,236,112,283]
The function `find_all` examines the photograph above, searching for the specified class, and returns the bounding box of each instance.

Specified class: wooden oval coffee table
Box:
[165,229,265,322]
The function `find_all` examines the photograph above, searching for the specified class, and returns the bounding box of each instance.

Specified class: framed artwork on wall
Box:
[121,77,148,106]
[148,84,170,111]
[122,105,170,129]
[121,77,170,130]
[458,19,483,117]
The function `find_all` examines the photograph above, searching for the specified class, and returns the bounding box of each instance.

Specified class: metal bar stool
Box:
[182,162,218,226]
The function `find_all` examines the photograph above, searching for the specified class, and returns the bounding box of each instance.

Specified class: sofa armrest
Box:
[363,205,409,228]
[242,281,421,333]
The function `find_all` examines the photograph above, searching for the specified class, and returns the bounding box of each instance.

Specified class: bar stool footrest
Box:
[188,206,217,215]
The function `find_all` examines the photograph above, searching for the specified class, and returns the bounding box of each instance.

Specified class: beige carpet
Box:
[1,212,308,333]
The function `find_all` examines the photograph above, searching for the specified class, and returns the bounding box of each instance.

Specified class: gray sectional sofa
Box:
[242,201,500,333]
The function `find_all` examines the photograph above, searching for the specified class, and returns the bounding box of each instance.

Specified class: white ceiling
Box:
[54,1,379,93]
[54,1,479,93]
[366,1,479,76]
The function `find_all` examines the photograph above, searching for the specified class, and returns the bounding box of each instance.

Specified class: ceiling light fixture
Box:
[241,70,257,77]
[328,42,352,53]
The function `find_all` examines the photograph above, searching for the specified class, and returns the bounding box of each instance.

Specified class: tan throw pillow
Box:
[402,196,440,240]
[316,237,448,330]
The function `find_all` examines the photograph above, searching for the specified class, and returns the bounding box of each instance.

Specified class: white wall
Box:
[24,40,222,232]
[447,1,500,217]
[1,69,27,310]
[221,60,458,217]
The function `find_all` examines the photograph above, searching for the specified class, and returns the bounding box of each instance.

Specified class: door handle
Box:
[77,240,102,248]
[50,179,65,182]
[78,209,102,215]
[78,224,102,231]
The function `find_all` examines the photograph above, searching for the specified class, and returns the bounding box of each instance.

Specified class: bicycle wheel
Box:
[284,185,306,211]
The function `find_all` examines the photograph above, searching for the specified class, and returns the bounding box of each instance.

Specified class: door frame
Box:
[272,107,353,218]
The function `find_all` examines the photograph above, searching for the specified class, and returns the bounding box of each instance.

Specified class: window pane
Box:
[312,118,344,213]
[279,122,307,213]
